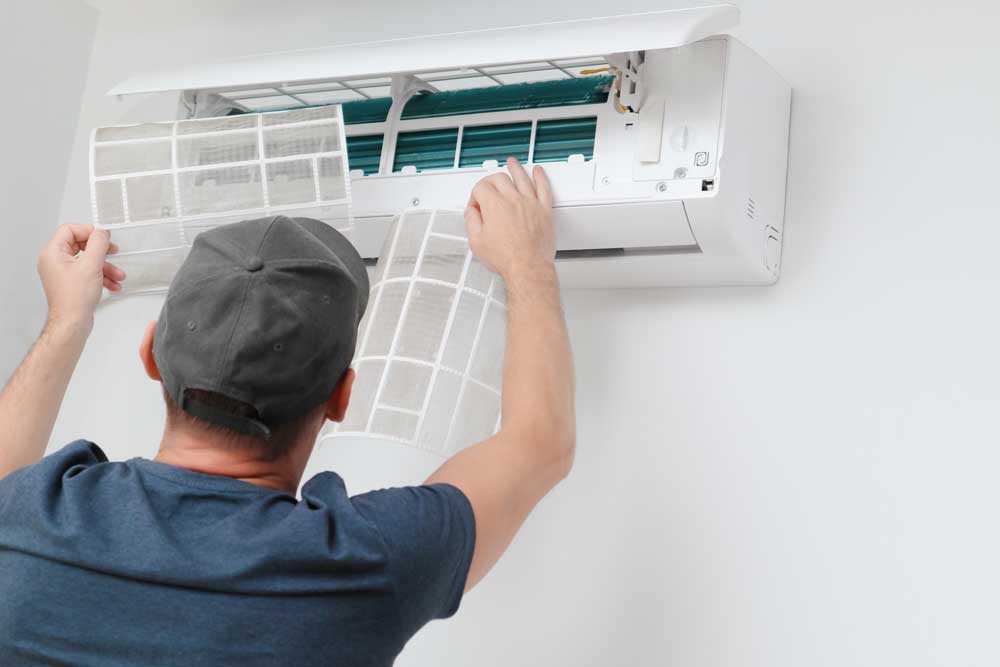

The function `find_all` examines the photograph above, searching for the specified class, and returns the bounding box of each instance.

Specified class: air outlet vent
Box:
[746,196,756,221]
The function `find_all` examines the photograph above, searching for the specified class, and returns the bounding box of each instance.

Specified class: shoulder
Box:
[0,440,112,536]
[1,440,107,490]
[350,483,475,538]
[300,475,475,571]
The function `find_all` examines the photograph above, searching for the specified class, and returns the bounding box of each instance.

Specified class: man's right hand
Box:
[427,157,575,592]
[464,157,556,281]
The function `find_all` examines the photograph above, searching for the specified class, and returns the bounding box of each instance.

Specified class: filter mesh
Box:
[330,208,506,456]
[90,107,352,295]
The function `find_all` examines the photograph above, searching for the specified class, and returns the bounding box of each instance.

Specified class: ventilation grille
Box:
[746,196,756,221]
[331,208,506,456]
[90,106,353,296]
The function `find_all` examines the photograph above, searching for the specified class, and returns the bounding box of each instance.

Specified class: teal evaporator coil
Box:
[533,117,598,162]
[342,98,393,125]
[392,128,460,172]
[458,122,531,168]
[398,75,612,120]
[343,76,612,175]
[345,135,384,175]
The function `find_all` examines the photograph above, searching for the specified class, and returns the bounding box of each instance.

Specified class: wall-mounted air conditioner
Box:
[105,4,791,288]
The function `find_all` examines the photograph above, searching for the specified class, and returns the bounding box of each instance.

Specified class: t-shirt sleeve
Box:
[0,440,107,541]
[351,483,476,635]
[0,440,106,494]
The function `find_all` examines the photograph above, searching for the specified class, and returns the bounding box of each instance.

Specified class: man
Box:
[0,158,575,666]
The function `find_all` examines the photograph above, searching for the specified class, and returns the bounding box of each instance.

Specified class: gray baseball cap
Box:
[153,215,369,438]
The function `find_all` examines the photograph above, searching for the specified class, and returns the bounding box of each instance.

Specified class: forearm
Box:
[500,263,575,466]
[0,319,89,478]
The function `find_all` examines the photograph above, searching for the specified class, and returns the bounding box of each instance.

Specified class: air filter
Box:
[326,208,507,456]
[90,106,352,295]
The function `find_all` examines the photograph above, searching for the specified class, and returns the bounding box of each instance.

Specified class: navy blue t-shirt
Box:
[0,441,476,666]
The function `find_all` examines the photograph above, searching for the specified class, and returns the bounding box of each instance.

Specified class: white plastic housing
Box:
[343,37,791,287]
[104,6,791,288]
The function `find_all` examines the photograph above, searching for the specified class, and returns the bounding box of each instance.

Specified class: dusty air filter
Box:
[89,106,352,295]
[326,208,507,456]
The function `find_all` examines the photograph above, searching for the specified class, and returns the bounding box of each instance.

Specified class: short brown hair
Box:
[162,387,325,460]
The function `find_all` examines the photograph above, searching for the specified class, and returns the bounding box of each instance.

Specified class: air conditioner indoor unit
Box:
[106,4,791,288]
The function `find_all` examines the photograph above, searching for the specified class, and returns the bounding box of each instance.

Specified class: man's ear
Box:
[324,368,355,423]
[139,321,161,381]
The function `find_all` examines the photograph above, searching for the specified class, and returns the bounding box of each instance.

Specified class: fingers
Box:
[102,260,125,292]
[103,261,126,283]
[81,227,112,266]
[470,180,494,207]
[50,223,95,256]
[506,157,536,198]
[464,200,484,244]
[484,172,517,196]
[532,164,553,209]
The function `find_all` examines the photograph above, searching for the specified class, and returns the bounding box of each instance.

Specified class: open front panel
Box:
[215,59,613,113]
[109,6,739,96]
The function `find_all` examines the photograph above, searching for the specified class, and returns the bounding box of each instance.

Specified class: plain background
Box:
[0,0,98,382]
[3,0,999,665]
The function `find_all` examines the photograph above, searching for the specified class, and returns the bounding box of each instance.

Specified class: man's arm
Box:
[0,225,123,479]
[426,158,575,590]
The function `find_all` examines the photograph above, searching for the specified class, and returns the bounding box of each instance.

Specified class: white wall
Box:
[44,1,1000,665]
[0,0,97,381]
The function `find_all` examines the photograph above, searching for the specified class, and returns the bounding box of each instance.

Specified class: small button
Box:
[694,152,709,167]
[246,256,263,272]
[765,233,781,271]
[670,126,689,152]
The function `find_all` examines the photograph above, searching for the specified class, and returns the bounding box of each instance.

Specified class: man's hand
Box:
[465,157,556,281]
[37,224,124,333]
[0,225,125,478]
